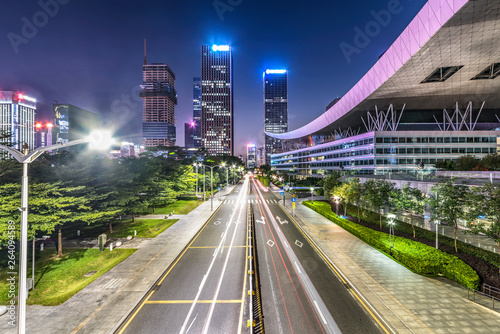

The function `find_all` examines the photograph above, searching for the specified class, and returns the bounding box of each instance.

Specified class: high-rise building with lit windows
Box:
[192,77,202,147]
[0,91,36,157]
[201,45,233,155]
[141,62,177,147]
[264,69,288,164]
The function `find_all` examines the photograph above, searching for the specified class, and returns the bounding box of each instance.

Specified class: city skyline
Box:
[0,0,428,156]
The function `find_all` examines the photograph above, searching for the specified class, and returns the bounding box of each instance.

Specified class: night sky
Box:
[0,0,427,156]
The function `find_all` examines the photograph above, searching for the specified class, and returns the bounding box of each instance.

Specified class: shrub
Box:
[303,201,480,289]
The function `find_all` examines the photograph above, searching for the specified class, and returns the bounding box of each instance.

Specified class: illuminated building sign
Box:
[265,69,287,74]
[212,45,230,52]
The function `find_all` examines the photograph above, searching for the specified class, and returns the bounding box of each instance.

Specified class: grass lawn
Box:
[0,248,136,306]
[61,218,178,239]
[110,219,178,238]
[143,199,203,215]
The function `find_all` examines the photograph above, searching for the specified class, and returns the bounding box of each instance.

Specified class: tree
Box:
[345,178,362,223]
[391,183,425,238]
[323,172,342,200]
[454,155,480,171]
[481,154,500,171]
[332,182,349,216]
[429,180,471,252]
[465,183,500,272]
[363,180,395,228]
[0,182,117,256]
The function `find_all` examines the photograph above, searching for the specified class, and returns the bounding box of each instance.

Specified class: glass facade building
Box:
[264,70,288,165]
[201,45,233,156]
[271,131,500,176]
[0,91,36,157]
[192,77,202,147]
[141,63,177,147]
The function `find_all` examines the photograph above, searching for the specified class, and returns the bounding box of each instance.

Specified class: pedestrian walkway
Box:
[282,197,500,334]
[0,185,236,334]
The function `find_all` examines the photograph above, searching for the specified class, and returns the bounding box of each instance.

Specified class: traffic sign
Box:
[218,187,221,191]
[280,191,284,196]
[291,198,296,203]
[292,194,296,198]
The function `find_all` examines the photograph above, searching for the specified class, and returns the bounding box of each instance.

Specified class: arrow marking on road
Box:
[214,221,221,226]
[295,240,303,248]
[267,240,275,247]
[276,216,288,225]
[256,216,266,224]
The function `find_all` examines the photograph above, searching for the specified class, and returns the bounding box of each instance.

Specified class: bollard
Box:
[77,230,80,237]
[134,230,137,237]
[40,242,44,251]
[110,243,113,251]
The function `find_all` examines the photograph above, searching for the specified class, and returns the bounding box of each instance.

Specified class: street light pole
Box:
[210,166,214,210]
[0,136,93,334]
[334,196,339,216]
[310,187,314,202]
[435,219,440,249]
[194,163,198,198]
[203,165,206,201]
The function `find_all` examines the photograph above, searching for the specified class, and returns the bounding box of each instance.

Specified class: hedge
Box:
[304,201,480,289]
[346,203,500,268]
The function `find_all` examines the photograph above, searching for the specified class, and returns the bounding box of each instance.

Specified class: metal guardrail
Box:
[467,283,500,312]
[246,204,264,333]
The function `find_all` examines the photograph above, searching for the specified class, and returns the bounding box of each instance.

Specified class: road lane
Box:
[117,177,251,334]
[251,177,386,334]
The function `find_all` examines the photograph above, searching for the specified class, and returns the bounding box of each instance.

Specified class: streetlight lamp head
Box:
[87,130,114,149]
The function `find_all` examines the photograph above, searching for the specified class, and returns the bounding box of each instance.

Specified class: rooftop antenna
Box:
[144,39,147,65]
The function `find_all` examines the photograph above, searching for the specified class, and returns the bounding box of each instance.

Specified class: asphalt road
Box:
[250,177,386,334]
[117,176,251,334]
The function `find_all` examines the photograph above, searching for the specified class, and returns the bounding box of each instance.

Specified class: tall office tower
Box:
[247,144,256,169]
[184,122,195,148]
[201,45,233,156]
[52,104,100,145]
[192,77,202,147]
[0,91,36,158]
[141,61,177,147]
[264,69,288,165]
[35,122,53,149]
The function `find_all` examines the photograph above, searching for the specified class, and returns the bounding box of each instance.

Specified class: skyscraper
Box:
[0,91,36,157]
[201,45,233,156]
[264,69,288,165]
[141,61,177,147]
[52,104,100,145]
[192,77,202,147]
[184,122,195,148]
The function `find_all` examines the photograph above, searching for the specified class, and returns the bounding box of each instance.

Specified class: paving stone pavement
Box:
[0,186,235,334]
[283,197,500,334]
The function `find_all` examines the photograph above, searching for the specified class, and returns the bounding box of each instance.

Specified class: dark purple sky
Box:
[0,0,426,156]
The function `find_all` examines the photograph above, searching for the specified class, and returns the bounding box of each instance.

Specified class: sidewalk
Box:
[0,185,235,334]
[283,197,500,334]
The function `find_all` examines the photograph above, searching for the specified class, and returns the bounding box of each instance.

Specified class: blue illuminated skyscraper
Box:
[264,69,288,164]
[201,45,233,156]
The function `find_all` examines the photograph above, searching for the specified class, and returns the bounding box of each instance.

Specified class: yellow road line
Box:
[118,291,154,334]
[157,204,224,286]
[145,299,242,304]
[118,204,224,333]
[189,245,246,249]
[280,204,391,334]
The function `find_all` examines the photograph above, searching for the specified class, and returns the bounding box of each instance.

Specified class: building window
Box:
[421,66,464,83]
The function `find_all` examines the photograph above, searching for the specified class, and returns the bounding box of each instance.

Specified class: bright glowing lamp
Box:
[87,130,114,149]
